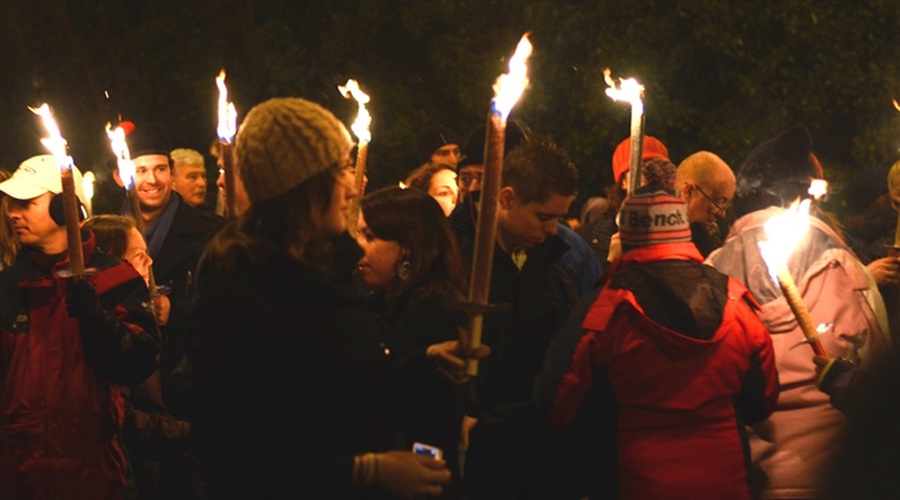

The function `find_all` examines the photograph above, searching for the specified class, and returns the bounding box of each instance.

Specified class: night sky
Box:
[1,1,897,215]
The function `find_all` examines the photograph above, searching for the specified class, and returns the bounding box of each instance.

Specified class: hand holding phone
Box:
[412,442,443,461]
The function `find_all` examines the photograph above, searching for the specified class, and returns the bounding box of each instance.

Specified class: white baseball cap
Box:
[0,154,85,205]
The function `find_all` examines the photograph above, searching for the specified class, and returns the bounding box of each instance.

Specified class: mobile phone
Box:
[412,442,443,460]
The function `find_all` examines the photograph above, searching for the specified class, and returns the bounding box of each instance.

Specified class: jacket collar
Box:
[16,228,97,282]
[599,241,702,287]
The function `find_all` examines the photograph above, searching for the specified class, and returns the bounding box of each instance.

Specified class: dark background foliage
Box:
[0,0,897,215]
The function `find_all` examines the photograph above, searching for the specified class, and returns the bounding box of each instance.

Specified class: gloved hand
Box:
[814,355,856,394]
[66,279,103,319]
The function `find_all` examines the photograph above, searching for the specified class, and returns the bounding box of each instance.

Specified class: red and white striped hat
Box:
[618,184,691,250]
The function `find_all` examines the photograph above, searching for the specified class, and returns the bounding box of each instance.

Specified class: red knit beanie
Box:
[611,135,669,184]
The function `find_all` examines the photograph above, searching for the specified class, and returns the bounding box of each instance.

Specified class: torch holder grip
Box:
[777,268,828,357]
[443,299,509,376]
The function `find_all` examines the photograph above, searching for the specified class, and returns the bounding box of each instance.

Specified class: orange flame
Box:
[893,99,900,112]
[603,68,644,115]
[338,79,372,144]
[759,196,813,283]
[106,123,136,190]
[492,33,533,121]
[216,69,238,142]
[29,103,73,169]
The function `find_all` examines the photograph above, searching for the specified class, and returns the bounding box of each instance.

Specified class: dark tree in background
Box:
[0,0,897,215]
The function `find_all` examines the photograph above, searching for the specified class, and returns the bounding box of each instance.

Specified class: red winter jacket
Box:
[547,242,778,499]
[0,232,160,500]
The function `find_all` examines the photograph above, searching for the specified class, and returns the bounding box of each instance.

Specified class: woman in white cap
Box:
[189,97,452,499]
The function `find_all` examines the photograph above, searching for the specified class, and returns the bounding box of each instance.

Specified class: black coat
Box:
[190,234,403,499]
[458,233,582,499]
[150,197,223,420]
[370,293,465,477]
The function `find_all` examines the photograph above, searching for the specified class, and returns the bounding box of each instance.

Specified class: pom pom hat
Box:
[235,97,353,204]
[618,183,691,252]
[125,122,170,158]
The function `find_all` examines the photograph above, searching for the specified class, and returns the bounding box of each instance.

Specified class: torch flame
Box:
[808,179,828,200]
[106,123,136,190]
[82,171,95,201]
[759,197,813,284]
[29,103,72,169]
[893,99,900,112]
[216,69,238,143]
[338,79,372,144]
[603,68,645,115]
[492,33,533,121]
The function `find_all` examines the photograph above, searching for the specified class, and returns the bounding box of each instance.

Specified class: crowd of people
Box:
[0,92,897,499]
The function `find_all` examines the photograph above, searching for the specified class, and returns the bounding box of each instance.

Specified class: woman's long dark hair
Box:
[202,166,339,281]
[361,186,467,303]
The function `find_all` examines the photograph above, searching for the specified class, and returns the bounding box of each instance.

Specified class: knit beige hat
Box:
[235,97,352,203]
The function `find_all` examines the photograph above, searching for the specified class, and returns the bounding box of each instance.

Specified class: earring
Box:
[397,259,411,281]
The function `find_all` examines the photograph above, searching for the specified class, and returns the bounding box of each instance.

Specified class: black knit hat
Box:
[127,122,170,158]
[733,125,822,216]
[458,120,530,171]
[416,124,459,164]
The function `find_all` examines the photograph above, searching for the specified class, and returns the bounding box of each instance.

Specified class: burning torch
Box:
[30,103,85,278]
[82,171,95,218]
[216,69,239,218]
[338,79,372,238]
[465,33,533,376]
[758,180,830,357]
[604,69,645,194]
[106,124,164,297]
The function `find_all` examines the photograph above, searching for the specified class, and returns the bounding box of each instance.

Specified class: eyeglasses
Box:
[694,184,731,214]
[458,172,481,187]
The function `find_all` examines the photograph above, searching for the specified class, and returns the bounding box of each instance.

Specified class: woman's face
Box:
[323,159,357,237]
[123,226,153,286]
[428,168,458,217]
[356,212,404,290]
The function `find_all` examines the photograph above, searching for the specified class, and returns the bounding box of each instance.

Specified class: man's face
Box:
[7,192,65,251]
[431,144,461,169]
[457,164,483,201]
[498,190,575,250]
[132,154,173,210]
[684,179,735,224]
[173,163,207,207]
